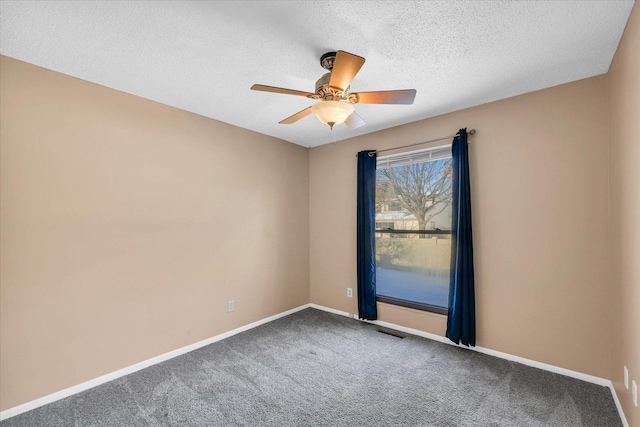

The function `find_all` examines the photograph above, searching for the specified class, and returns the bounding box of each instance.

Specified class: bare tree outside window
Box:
[377,159,453,230]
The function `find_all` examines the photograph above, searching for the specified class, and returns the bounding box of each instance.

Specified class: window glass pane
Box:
[375,234,451,308]
[375,157,453,311]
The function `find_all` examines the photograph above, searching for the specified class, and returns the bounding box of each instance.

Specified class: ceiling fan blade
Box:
[279,106,313,124]
[353,89,417,105]
[344,111,366,130]
[329,51,365,91]
[251,84,314,98]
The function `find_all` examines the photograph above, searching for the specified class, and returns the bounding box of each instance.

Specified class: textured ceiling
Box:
[0,1,634,148]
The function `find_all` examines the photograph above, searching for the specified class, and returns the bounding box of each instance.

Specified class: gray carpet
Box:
[1,308,622,426]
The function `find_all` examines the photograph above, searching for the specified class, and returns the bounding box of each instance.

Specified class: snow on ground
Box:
[376,267,449,308]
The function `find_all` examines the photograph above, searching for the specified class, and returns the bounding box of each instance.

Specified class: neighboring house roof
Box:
[375,212,416,221]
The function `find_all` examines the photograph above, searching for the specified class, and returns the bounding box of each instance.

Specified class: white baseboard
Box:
[308,303,629,427]
[2,302,629,427]
[609,383,630,427]
[0,303,312,421]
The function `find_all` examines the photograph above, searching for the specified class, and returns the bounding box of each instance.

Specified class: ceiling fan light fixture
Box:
[311,101,354,129]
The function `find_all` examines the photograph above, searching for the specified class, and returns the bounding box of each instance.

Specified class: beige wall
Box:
[310,75,612,379]
[609,2,640,426]
[0,56,310,411]
[2,6,638,421]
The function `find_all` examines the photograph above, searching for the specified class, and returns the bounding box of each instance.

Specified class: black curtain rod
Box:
[357,129,476,157]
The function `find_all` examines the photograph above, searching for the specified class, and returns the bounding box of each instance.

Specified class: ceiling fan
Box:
[251,50,417,130]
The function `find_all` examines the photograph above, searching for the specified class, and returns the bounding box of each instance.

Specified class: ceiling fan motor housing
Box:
[315,73,332,94]
[314,73,353,102]
[314,52,354,101]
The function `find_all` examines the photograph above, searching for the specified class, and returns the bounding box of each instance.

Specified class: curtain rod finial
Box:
[468,129,476,135]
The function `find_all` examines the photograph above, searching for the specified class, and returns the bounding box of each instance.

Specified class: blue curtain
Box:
[446,129,476,346]
[357,150,377,320]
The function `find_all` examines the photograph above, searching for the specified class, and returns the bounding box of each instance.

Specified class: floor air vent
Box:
[377,328,406,339]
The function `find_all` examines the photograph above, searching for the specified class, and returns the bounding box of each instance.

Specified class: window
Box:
[375,146,453,314]
[387,200,403,211]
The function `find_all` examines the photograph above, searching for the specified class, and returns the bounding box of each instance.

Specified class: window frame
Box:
[376,295,448,315]
[375,145,453,315]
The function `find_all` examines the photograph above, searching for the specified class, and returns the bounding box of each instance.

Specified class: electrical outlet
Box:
[624,366,629,389]
[227,300,234,312]
[347,288,353,298]
[633,380,638,407]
